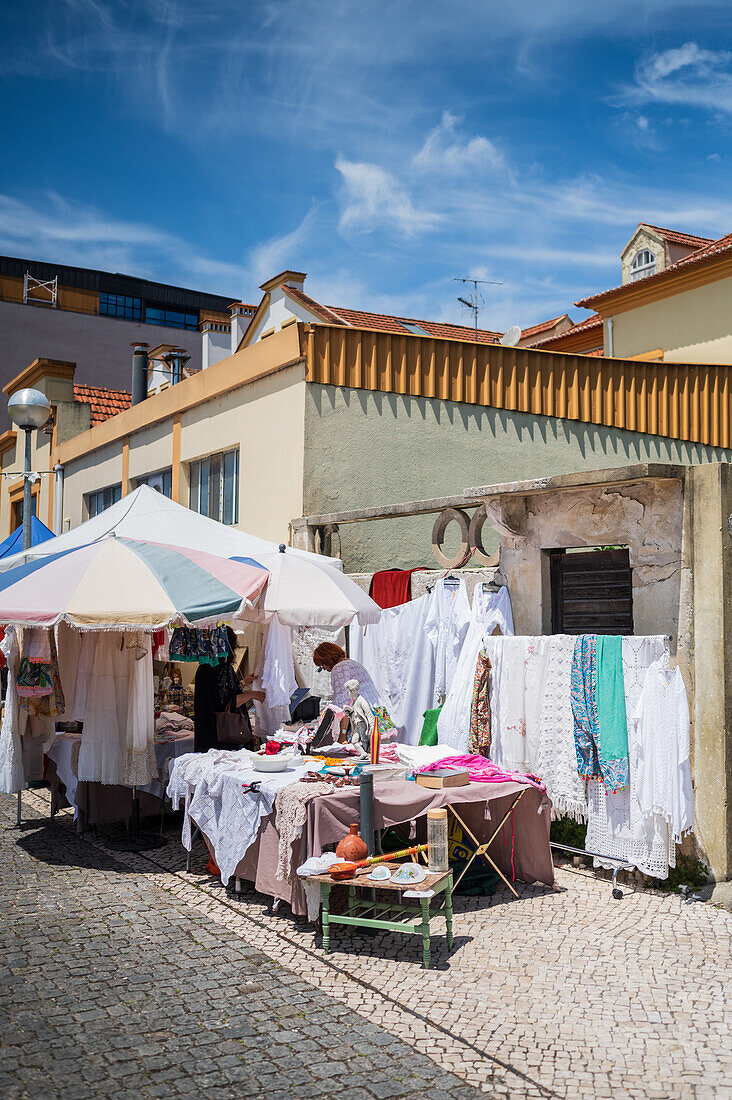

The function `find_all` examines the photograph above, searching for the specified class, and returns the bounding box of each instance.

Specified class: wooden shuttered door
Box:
[550,549,633,635]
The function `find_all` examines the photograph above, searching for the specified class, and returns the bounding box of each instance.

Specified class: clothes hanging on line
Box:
[78,632,156,787]
[0,626,24,794]
[635,660,693,845]
[369,567,425,609]
[571,635,629,794]
[436,584,514,752]
[482,635,532,774]
[533,635,588,822]
[424,577,471,706]
[253,617,297,734]
[169,626,230,665]
[469,652,492,756]
[18,632,65,718]
[585,635,675,879]
[16,628,54,699]
[349,593,434,745]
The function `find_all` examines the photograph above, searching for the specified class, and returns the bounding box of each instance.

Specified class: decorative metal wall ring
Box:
[431,507,472,569]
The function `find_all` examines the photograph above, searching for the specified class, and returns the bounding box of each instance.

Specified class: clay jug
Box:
[336,823,368,862]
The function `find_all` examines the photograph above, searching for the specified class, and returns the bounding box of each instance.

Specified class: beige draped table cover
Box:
[206,778,554,917]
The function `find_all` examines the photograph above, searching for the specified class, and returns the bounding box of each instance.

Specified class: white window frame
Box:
[630,248,656,281]
[189,448,239,525]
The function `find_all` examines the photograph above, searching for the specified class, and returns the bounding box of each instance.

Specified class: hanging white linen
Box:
[291,626,345,699]
[483,635,531,772]
[0,626,25,794]
[122,635,156,787]
[533,634,588,821]
[77,633,127,785]
[253,617,297,734]
[424,578,471,705]
[635,661,693,845]
[77,632,155,787]
[349,593,434,744]
[71,631,97,722]
[436,585,514,752]
[586,635,674,879]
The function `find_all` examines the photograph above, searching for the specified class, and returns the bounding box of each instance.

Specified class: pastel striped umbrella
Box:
[0,534,268,630]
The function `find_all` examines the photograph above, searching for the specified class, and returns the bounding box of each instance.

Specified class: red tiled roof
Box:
[640,224,713,249]
[577,231,732,310]
[520,314,568,340]
[74,384,132,425]
[530,313,603,348]
[286,288,502,343]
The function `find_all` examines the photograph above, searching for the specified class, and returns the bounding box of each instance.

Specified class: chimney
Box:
[229,303,255,355]
[130,343,149,405]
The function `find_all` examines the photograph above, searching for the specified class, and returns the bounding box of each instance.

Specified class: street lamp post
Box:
[7,387,51,826]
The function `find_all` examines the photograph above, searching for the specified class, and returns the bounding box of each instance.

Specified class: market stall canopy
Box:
[0,517,54,559]
[0,486,380,627]
[251,544,378,628]
[0,533,269,630]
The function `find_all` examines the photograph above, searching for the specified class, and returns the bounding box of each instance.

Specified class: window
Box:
[145,306,199,331]
[136,469,172,497]
[99,292,142,320]
[630,249,656,282]
[189,449,239,525]
[549,548,633,635]
[86,484,122,519]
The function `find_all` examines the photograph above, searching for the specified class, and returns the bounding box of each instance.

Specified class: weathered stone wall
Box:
[491,479,685,643]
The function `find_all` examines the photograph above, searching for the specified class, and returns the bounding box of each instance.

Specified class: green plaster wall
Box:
[303,384,732,573]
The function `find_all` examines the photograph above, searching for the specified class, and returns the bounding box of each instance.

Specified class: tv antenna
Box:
[454,276,503,339]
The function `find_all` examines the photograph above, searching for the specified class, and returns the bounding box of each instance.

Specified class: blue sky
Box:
[2,1,732,331]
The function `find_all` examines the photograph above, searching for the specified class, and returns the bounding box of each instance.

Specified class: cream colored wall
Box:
[607,274,732,363]
[127,420,174,483]
[60,363,307,544]
[60,440,125,529]
[179,364,307,542]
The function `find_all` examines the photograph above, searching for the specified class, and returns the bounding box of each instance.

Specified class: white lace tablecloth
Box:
[167,751,310,886]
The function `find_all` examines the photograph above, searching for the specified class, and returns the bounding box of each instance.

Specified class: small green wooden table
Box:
[310,863,454,969]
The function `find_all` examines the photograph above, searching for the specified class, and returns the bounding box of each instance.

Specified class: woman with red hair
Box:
[312,642,381,712]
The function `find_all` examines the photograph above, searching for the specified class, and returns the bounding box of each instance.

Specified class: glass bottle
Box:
[427,808,449,873]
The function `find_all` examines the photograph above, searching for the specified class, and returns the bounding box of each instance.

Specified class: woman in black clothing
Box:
[193,627,265,753]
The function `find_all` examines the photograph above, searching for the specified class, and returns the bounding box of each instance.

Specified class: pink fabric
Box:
[378,743,401,763]
[417,753,546,792]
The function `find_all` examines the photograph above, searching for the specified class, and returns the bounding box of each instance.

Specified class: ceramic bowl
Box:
[251,753,294,772]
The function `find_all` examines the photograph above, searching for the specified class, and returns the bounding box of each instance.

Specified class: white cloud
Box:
[619,42,732,114]
[247,206,317,286]
[413,111,505,175]
[335,157,441,237]
[0,191,245,293]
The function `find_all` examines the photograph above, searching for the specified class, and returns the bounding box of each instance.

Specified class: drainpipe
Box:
[607,317,614,357]
[53,464,64,534]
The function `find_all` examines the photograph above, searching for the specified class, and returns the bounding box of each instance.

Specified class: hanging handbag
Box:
[215,700,254,749]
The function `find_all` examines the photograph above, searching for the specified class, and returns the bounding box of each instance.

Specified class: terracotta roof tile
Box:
[519,315,568,340]
[74,384,132,426]
[530,313,603,348]
[578,231,732,310]
[640,224,713,249]
[283,285,501,343]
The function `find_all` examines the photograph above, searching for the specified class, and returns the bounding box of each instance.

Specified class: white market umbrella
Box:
[256,544,378,628]
[1,486,380,628]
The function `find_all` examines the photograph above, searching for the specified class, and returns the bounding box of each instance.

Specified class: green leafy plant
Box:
[651,853,708,893]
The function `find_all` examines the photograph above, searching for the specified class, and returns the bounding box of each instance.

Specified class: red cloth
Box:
[369,568,425,609]
[265,740,281,755]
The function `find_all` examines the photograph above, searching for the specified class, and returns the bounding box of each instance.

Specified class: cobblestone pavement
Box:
[0,793,497,1100]
[4,789,732,1100]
